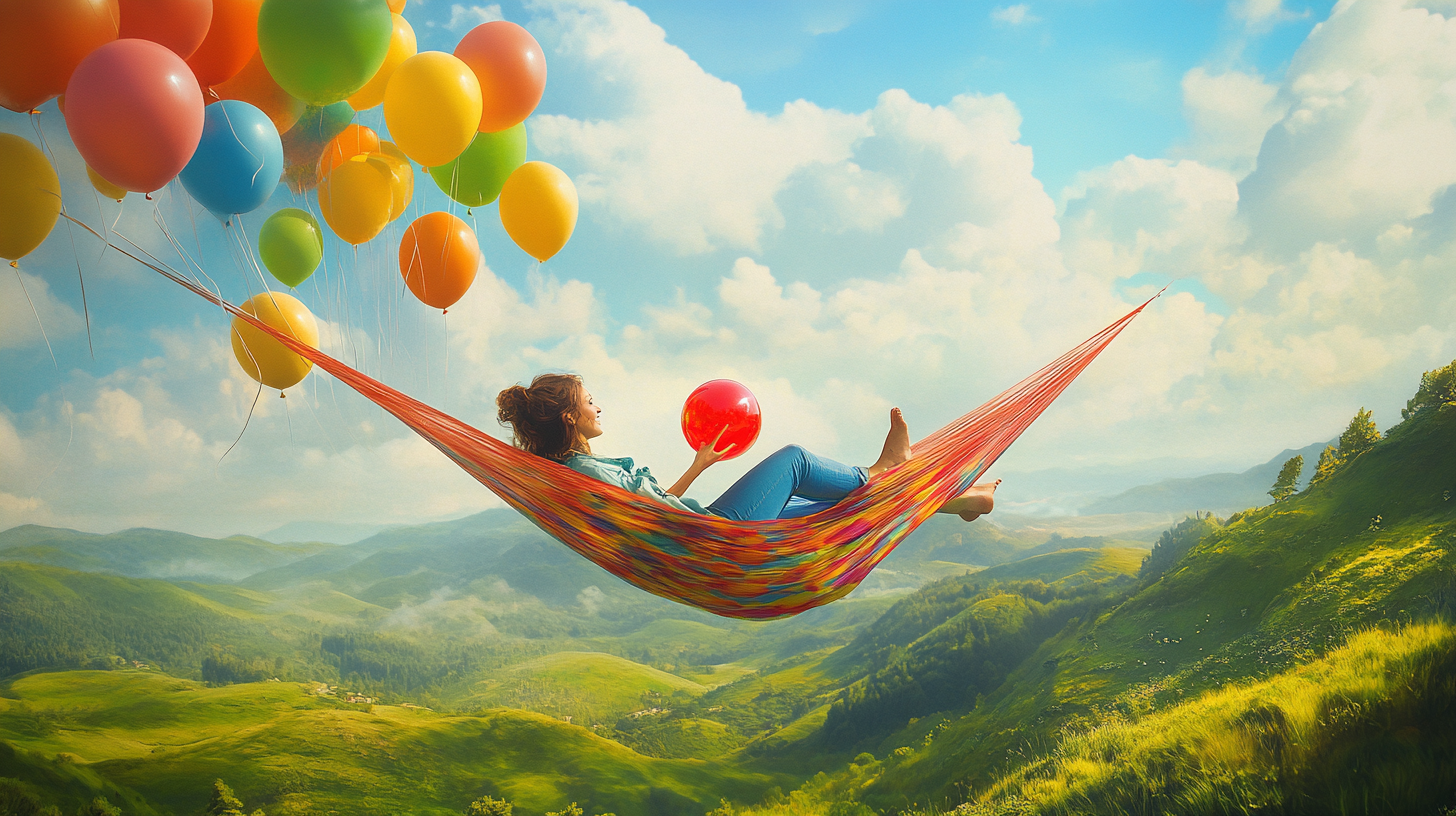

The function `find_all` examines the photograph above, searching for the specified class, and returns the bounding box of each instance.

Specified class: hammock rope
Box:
[88,222,1157,619]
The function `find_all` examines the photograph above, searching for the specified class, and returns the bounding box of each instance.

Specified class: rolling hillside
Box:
[0,526,332,583]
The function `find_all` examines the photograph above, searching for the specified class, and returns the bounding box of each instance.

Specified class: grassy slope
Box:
[0,671,783,816]
[462,651,707,724]
[958,623,1456,815]
[868,406,1456,808]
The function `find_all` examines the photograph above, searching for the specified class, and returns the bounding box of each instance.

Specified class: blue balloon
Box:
[179,100,284,217]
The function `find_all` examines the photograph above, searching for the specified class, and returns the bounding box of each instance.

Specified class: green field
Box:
[0,670,780,816]
[4,373,1455,815]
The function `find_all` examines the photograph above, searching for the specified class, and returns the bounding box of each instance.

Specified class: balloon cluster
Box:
[0,0,580,394]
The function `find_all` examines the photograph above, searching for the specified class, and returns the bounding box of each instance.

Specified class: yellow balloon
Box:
[383,51,481,168]
[347,13,417,111]
[499,161,578,262]
[86,164,126,201]
[0,133,61,262]
[317,154,393,244]
[378,141,414,222]
[230,291,320,391]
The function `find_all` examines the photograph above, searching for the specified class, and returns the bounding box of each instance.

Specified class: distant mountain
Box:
[258,520,397,545]
[0,525,333,583]
[1078,439,1331,515]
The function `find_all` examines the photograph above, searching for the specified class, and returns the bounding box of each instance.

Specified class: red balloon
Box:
[0,0,119,113]
[682,380,761,461]
[186,0,261,87]
[65,39,205,193]
[453,21,546,133]
[119,0,212,59]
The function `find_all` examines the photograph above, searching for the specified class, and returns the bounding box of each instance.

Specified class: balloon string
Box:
[219,379,264,467]
[30,109,95,358]
[12,265,58,370]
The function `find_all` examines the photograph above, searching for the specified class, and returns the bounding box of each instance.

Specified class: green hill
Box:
[810,386,1456,812]
[0,671,780,816]
[0,526,332,583]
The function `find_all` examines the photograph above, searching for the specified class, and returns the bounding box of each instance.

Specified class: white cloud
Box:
[1230,0,1307,28]
[528,0,872,253]
[0,270,83,352]
[1177,68,1287,177]
[990,4,1041,26]
[447,3,504,33]
[1239,0,1456,253]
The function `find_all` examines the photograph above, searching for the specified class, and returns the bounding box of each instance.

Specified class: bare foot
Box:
[939,479,1000,522]
[867,408,913,477]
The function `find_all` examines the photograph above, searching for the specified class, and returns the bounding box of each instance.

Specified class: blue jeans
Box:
[707,445,868,521]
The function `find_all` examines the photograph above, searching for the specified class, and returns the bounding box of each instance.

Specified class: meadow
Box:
[2,364,1455,815]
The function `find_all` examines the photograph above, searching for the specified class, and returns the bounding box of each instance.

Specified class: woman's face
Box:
[572,386,603,441]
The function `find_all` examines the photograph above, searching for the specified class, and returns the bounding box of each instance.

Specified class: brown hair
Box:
[497,373,590,461]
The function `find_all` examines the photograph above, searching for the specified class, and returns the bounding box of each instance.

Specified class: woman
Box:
[496,373,998,522]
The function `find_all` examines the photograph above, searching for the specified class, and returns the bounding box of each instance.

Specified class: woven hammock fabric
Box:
[122,239,1155,619]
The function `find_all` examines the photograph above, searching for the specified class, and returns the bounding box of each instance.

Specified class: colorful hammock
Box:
[106,232,1155,620]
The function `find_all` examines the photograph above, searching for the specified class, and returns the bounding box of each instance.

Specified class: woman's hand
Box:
[692,426,735,470]
[668,427,734,497]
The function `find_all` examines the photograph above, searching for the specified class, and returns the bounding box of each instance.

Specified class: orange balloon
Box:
[318,154,393,245]
[398,211,480,310]
[209,50,304,134]
[317,124,380,181]
[186,0,261,87]
[386,0,405,12]
[454,21,546,133]
[378,141,414,222]
[347,13,416,112]
[119,0,212,60]
[0,0,119,113]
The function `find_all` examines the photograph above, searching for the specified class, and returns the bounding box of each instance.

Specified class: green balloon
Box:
[258,208,324,288]
[257,0,393,106]
[428,124,528,208]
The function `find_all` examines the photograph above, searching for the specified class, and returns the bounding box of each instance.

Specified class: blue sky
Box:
[2,0,1454,537]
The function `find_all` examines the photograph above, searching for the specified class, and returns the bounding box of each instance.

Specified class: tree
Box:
[75,799,120,816]
[1337,407,1380,460]
[1311,408,1383,487]
[545,805,583,816]
[0,778,45,816]
[1402,359,1456,421]
[203,781,245,816]
[1310,445,1341,486]
[1268,455,1303,503]
[465,796,513,816]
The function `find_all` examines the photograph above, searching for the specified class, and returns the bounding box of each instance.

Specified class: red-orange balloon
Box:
[65,38,205,193]
[119,0,212,59]
[210,50,304,134]
[453,21,546,133]
[386,0,405,11]
[398,212,480,310]
[186,0,261,87]
[0,0,119,113]
[318,124,380,181]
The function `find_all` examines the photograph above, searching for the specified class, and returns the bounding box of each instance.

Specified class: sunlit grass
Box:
[950,622,1456,815]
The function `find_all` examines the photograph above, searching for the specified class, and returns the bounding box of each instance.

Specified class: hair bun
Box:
[496,384,530,425]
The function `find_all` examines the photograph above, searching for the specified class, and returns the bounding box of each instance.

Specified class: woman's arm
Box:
[666,428,733,497]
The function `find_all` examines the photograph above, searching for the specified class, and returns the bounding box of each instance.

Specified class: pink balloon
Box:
[65,39,205,193]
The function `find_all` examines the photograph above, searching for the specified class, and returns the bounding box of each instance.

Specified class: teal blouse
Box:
[563,453,708,515]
